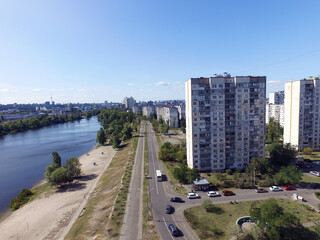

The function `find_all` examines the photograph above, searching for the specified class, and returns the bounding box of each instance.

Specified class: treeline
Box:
[158,142,200,184]
[0,109,100,136]
[96,109,137,148]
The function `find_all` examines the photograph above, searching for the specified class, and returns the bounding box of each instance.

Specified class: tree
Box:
[266,118,283,143]
[50,167,73,186]
[303,147,313,155]
[45,152,62,182]
[267,142,297,168]
[96,128,106,145]
[274,166,302,185]
[52,152,62,168]
[110,133,121,148]
[122,123,133,141]
[65,157,81,178]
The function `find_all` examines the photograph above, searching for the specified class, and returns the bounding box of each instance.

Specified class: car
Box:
[187,192,200,199]
[168,224,179,237]
[207,191,221,197]
[222,190,234,196]
[255,188,268,193]
[310,171,320,177]
[305,159,312,162]
[170,197,184,203]
[269,186,283,192]
[165,205,174,214]
[283,185,296,190]
[311,183,320,189]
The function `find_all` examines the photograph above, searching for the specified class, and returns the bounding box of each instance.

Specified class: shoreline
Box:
[0,144,99,222]
[0,143,116,240]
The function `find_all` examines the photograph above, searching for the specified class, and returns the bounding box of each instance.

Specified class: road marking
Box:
[163,217,175,240]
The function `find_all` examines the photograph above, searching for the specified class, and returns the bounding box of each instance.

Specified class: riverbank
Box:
[0,144,116,240]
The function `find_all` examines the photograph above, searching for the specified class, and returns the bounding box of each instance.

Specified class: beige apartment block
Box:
[284,78,320,151]
[186,73,266,172]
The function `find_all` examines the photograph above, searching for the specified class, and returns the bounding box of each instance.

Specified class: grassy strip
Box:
[301,174,320,183]
[301,152,320,161]
[184,198,320,240]
[142,124,160,239]
[64,135,138,240]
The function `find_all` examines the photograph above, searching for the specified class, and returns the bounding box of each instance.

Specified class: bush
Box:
[226,169,232,175]
[303,147,313,155]
[201,199,224,214]
[10,189,33,211]
[315,192,320,200]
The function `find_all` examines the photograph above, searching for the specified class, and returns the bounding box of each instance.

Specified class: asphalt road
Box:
[146,122,189,240]
[120,121,145,240]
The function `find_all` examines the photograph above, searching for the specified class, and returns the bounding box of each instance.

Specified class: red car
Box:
[283,185,296,190]
[222,190,234,196]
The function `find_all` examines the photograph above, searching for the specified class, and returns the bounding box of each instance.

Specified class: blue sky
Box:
[0,0,319,104]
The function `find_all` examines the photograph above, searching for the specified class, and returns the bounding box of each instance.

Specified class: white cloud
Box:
[155,81,169,86]
[32,89,41,92]
[11,89,19,93]
[128,83,135,86]
[0,88,9,92]
[267,80,281,84]
[50,88,66,91]
[77,89,85,92]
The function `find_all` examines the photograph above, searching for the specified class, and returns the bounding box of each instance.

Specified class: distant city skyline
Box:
[1,1,320,104]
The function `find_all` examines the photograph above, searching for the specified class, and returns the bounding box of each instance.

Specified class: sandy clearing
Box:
[0,145,116,240]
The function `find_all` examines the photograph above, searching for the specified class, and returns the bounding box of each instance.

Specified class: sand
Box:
[0,145,116,240]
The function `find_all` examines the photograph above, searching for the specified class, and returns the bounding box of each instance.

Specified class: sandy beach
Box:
[0,145,116,240]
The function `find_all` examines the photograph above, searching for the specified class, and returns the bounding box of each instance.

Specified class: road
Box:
[120,121,145,240]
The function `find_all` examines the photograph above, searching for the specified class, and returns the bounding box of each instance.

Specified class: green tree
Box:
[110,133,121,148]
[274,166,302,185]
[122,123,133,141]
[52,152,62,168]
[50,167,73,186]
[96,128,106,145]
[266,118,283,143]
[65,157,81,178]
[267,142,297,168]
[44,152,62,182]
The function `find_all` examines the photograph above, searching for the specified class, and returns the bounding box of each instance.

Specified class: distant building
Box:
[266,103,284,127]
[185,73,266,172]
[156,107,179,128]
[142,106,155,118]
[269,91,284,104]
[122,97,136,109]
[284,77,320,151]
[175,104,185,120]
[132,105,141,115]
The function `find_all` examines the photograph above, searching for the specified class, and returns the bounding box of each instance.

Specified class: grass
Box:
[184,198,320,240]
[301,174,320,183]
[64,133,139,240]
[301,152,320,161]
[163,161,189,195]
[142,124,159,240]
[315,192,320,200]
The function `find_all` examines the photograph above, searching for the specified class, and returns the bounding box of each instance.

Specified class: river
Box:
[0,116,101,214]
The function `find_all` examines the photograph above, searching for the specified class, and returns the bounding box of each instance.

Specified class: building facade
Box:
[142,106,155,118]
[122,97,136,109]
[266,103,284,127]
[156,107,179,128]
[269,91,284,104]
[284,78,320,151]
[185,74,266,172]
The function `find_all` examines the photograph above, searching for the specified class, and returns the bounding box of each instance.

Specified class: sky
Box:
[0,0,319,104]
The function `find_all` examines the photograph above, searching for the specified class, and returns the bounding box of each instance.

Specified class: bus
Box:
[156,170,162,182]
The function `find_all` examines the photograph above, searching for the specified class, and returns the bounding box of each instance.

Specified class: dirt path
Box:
[0,145,115,240]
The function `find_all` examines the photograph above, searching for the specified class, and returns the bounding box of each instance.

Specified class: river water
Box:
[0,117,101,213]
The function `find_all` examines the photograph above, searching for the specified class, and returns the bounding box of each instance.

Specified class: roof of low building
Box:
[193,179,210,185]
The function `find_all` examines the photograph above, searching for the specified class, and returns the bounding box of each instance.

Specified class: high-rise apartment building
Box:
[269,91,284,104]
[185,73,266,172]
[266,91,285,127]
[122,97,136,109]
[284,77,320,151]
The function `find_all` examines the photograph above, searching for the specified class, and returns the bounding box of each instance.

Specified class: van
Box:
[310,171,320,177]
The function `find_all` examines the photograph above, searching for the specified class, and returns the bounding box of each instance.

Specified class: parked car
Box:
[305,159,312,162]
[170,197,184,203]
[165,205,174,214]
[310,171,320,177]
[269,186,283,191]
[222,190,234,196]
[311,183,320,189]
[207,191,221,197]
[187,192,200,199]
[283,185,296,190]
[168,224,179,237]
[255,188,268,193]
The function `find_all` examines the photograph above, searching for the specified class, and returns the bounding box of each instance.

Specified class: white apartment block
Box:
[269,91,284,104]
[122,97,136,109]
[186,74,266,172]
[142,106,155,118]
[175,104,186,120]
[156,107,179,128]
[266,103,284,127]
[284,78,320,151]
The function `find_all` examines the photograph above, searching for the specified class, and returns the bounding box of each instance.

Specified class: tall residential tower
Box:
[185,73,266,172]
[284,77,320,151]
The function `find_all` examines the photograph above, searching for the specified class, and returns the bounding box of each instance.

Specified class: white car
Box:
[207,191,221,197]
[187,192,199,199]
[269,186,283,192]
